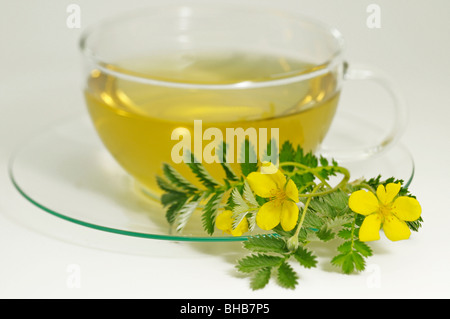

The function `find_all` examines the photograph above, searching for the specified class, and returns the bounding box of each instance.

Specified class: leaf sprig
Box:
[156,140,422,290]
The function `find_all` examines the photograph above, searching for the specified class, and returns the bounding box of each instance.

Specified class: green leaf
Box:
[293,246,318,269]
[236,254,284,273]
[243,235,288,254]
[162,163,198,192]
[160,190,186,207]
[156,176,183,193]
[228,186,257,231]
[353,240,373,257]
[202,190,225,235]
[261,138,279,165]
[185,151,219,189]
[407,217,423,232]
[316,225,335,242]
[279,141,295,172]
[242,180,259,207]
[250,267,272,290]
[217,142,238,181]
[174,195,202,233]
[331,251,366,274]
[351,251,366,272]
[331,253,354,274]
[230,187,249,213]
[337,229,352,240]
[290,172,315,191]
[337,241,352,254]
[294,146,318,168]
[240,139,258,177]
[277,262,298,289]
[165,197,188,225]
[319,156,329,167]
[308,189,350,219]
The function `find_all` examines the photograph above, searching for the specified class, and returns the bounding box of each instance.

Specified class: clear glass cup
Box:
[79,2,406,198]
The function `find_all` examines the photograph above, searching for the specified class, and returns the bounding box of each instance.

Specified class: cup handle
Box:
[317,62,408,162]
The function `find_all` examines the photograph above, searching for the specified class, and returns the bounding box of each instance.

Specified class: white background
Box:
[1,0,449,298]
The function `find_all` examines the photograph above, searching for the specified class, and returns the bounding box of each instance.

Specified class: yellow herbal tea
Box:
[84,51,340,197]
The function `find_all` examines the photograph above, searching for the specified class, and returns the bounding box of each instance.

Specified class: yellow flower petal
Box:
[231,217,249,237]
[247,172,278,198]
[349,190,379,215]
[285,179,299,202]
[215,210,233,234]
[392,196,421,221]
[383,214,411,241]
[359,213,382,242]
[260,162,286,189]
[280,200,299,231]
[272,169,287,189]
[377,183,401,205]
[256,201,282,230]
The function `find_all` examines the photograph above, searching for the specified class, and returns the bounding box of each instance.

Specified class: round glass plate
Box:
[8,114,414,242]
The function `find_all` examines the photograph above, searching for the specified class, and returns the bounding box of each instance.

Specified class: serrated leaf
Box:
[337,229,352,240]
[308,190,350,220]
[351,251,366,272]
[160,191,185,207]
[202,190,226,235]
[330,253,348,266]
[260,137,279,165]
[185,151,219,189]
[240,139,258,176]
[246,210,257,232]
[216,142,238,181]
[331,251,366,274]
[331,253,354,274]
[156,176,183,193]
[174,195,201,233]
[294,146,318,168]
[293,246,318,269]
[230,187,256,231]
[277,262,298,289]
[279,141,295,172]
[165,197,188,225]
[242,181,259,207]
[337,241,352,254]
[290,172,315,191]
[236,254,284,273]
[243,235,288,254]
[231,187,248,212]
[353,240,373,257]
[250,267,272,290]
[319,156,329,167]
[316,225,335,242]
[162,163,198,192]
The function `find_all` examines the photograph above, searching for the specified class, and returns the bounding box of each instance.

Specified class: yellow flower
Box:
[247,162,300,231]
[216,210,249,236]
[349,183,421,242]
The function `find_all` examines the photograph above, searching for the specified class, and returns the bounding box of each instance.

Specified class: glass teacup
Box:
[79,3,406,199]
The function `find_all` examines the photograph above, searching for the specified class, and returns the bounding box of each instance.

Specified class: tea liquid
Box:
[84,51,340,196]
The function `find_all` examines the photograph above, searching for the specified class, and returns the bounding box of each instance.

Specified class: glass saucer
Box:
[8,114,414,242]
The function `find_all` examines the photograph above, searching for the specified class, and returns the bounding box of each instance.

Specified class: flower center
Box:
[270,188,287,207]
[379,203,393,218]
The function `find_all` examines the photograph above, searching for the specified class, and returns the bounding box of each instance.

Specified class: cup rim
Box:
[79,3,345,90]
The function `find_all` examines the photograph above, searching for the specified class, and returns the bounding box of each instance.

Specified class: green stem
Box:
[281,162,332,188]
[280,162,350,198]
[292,183,322,240]
[350,212,357,251]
